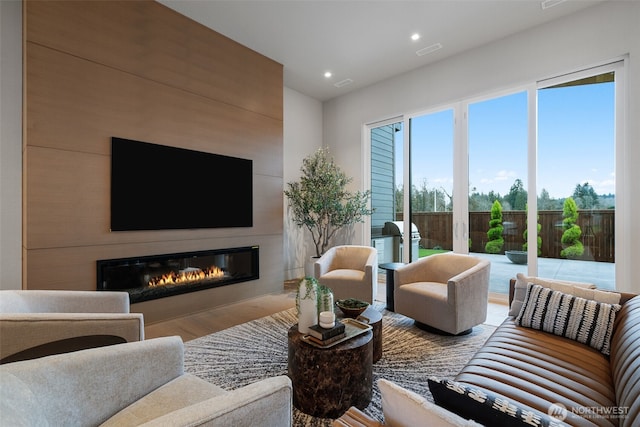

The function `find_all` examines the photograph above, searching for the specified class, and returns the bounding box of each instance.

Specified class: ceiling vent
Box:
[334,78,354,88]
[416,43,443,57]
[541,0,566,9]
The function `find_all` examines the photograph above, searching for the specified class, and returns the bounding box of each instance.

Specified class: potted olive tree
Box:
[285,147,373,270]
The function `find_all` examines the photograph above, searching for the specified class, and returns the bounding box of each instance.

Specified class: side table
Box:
[378,262,406,311]
[337,306,382,363]
[287,325,373,418]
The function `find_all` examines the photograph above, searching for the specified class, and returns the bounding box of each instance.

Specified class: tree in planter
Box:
[560,197,584,259]
[485,200,504,254]
[522,204,542,255]
[284,147,374,258]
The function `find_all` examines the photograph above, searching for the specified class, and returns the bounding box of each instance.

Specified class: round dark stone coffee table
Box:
[287,325,373,418]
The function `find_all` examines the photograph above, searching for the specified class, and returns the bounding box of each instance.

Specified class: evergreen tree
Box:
[537,188,554,210]
[395,184,404,214]
[506,179,527,211]
[572,182,600,209]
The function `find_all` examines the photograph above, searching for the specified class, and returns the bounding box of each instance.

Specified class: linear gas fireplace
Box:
[97,246,259,303]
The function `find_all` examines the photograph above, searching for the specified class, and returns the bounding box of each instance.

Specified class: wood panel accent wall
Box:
[23,1,284,323]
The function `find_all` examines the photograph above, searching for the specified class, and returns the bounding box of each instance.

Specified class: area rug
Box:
[183,303,496,426]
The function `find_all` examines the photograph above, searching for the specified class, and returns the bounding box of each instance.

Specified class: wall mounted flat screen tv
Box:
[111,137,253,231]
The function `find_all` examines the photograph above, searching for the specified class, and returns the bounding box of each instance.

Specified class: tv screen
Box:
[111,137,253,231]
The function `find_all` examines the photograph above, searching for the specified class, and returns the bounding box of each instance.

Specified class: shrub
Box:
[485,240,504,254]
[485,200,504,254]
[560,197,584,259]
[522,205,542,255]
[561,241,584,259]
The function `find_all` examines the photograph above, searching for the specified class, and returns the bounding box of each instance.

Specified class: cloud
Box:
[477,170,517,186]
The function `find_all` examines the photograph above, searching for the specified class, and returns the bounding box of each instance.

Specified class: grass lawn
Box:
[418,248,450,257]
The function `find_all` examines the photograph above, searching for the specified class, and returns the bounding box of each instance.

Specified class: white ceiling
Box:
[159,0,605,102]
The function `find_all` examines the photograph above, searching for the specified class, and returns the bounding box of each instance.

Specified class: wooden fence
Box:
[397,210,614,263]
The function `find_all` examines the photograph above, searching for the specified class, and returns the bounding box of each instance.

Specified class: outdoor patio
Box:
[474,252,616,295]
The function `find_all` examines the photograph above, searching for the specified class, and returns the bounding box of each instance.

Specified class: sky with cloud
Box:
[395,81,615,200]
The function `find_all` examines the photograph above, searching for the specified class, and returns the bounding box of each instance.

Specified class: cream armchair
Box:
[314,245,378,303]
[0,290,144,363]
[0,336,293,427]
[394,253,490,335]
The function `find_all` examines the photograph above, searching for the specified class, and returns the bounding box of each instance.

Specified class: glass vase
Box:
[317,284,334,315]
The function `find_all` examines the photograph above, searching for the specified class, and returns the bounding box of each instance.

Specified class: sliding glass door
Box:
[370,120,404,263]
[408,109,455,262]
[536,66,618,289]
[368,61,623,293]
[468,91,528,293]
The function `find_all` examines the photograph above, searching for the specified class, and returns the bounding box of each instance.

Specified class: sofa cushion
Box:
[572,287,621,305]
[516,283,621,355]
[378,379,482,427]
[136,375,293,427]
[321,269,366,282]
[101,373,226,427]
[428,377,567,427]
[0,371,48,427]
[509,273,597,316]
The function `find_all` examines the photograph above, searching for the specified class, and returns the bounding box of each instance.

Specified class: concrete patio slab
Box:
[474,252,615,294]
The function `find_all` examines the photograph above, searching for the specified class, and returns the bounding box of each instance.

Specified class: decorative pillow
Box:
[378,379,482,427]
[572,286,621,305]
[515,283,621,355]
[427,377,566,427]
[509,273,597,316]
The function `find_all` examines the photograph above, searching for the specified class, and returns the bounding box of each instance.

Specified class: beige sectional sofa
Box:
[0,336,292,427]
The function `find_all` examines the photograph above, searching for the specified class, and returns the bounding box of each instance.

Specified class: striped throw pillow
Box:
[515,283,621,355]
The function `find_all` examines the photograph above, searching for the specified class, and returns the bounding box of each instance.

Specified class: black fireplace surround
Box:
[97,246,259,303]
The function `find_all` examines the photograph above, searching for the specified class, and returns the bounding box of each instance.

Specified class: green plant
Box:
[560,197,584,259]
[316,284,334,313]
[284,147,374,257]
[522,204,542,255]
[295,276,318,315]
[485,200,504,254]
[336,298,368,309]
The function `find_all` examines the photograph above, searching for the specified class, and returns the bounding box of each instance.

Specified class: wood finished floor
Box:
[144,277,509,342]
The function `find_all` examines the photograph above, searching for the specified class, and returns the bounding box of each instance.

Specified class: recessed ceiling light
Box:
[411,33,420,41]
[416,43,443,57]
[324,71,332,78]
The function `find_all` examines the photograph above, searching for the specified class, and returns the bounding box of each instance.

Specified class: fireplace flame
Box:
[148,266,224,287]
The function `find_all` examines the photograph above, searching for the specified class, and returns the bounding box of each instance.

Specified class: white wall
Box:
[0,0,22,290]
[323,1,640,293]
[283,87,323,280]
